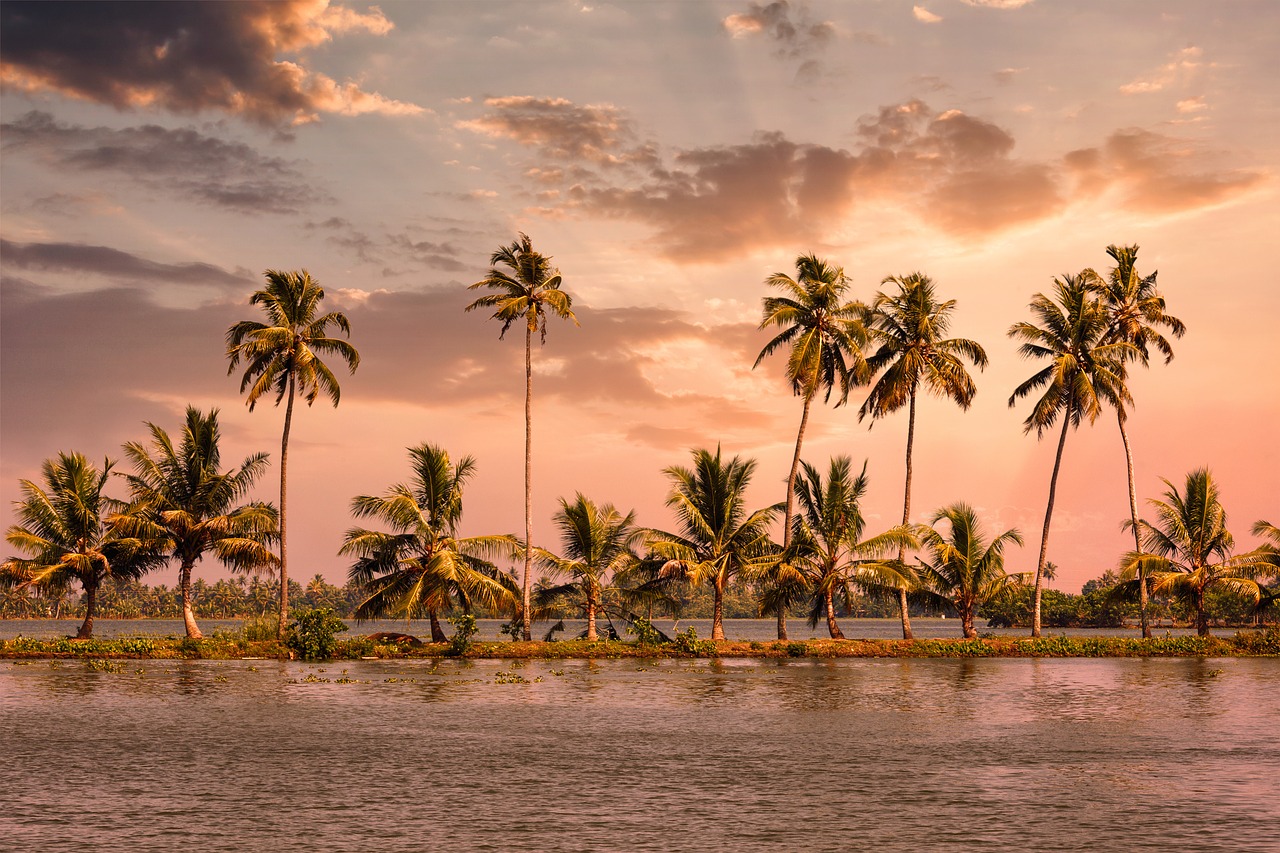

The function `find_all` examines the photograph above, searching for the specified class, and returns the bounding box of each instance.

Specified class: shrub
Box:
[629,616,664,647]
[286,608,349,661]
[672,626,716,656]
[241,614,280,642]
[448,613,478,657]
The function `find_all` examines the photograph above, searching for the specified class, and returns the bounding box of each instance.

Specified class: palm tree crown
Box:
[2,452,164,638]
[340,444,515,643]
[119,406,278,638]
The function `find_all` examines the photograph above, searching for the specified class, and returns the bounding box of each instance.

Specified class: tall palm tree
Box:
[649,446,780,641]
[1088,244,1185,637]
[533,494,645,641]
[1250,520,1280,623]
[754,253,869,639]
[860,272,988,639]
[466,233,577,640]
[1,452,165,638]
[1122,469,1270,636]
[118,406,278,638]
[339,444,516,642]
[786,456,917,638]
[226,269,359,638]
[916,503,1026,639]
[1008,274,1134,637]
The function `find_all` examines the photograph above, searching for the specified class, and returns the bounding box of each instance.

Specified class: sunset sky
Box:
[2,0,1276,596]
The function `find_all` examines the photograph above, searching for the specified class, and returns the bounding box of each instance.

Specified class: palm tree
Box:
[118,406,278,638]
[648,446,780,641]
[754,254,869,640]
[226,269,359,638]
[1,453,165,638]
[533,494,645,641]
[339,443,515,642]
[786,456,917,638]
[466,233,577,640]
[1088,245,1185,638]
[1122,470,1270,636]
[916,503,1026,638]
[860,272,988,639]
[1250,521,1280,623]
[1008,274,1135,637]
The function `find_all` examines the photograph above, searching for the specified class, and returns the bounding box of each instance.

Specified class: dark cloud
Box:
[1,111,324,213]
[722,2,839,83]
[459,97,658,172]
[0,239,252,291]
[0,0,421,126]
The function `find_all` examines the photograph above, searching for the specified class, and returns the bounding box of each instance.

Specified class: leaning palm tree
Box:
[1088,245,1185,637]
[860,272,988,639]
[916,503,1026,639]
[754,254,869,639]
[1,452,165,638]
[118,407,278,638]
[1008,274,1135,637]
[226,269,359,638]
[466,233,577,640]
[339,444,515,642]
[533,494,645,641]
[648,446,780,641]
[1122,469,1270,636]
[786,456,917,638]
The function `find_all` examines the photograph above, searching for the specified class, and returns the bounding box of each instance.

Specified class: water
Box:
[2,657,1277,852]
[0,616,1209,641]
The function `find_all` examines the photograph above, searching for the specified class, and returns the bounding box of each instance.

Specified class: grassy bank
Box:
[3,630,1278,661]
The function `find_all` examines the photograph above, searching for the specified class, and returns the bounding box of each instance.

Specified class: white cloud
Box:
[913,6,943,23]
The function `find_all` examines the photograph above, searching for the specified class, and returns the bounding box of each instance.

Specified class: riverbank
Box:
[3,631,1277,660]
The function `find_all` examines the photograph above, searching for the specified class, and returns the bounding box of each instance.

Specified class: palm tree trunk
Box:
[76,580,97,639]
[775,392,814,641]
[1195,586,1209,637]
[898,389,919,640]
[960,602,976,639]
[429,609,446,643]
[180,559,203,639]
[1117,412,1150,638]
[825,587,844,639]
[1033,412,1072,638]
[586,590,598,642]
[522,323,534,641]
[712,576,725,641]
[277,371,295,641]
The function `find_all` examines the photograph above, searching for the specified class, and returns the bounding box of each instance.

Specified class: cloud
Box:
[0,1,422,126]
[1176,96,1207,114]
[1064,128,1269,213]
[913,7,943,24]
[722,2,836,58]
[0,239,252,291]
[458,96,657,171]
[1,111,324,213]
[1120,46,1208,95]
[993,67,1027,85]
[960,0,1034,8]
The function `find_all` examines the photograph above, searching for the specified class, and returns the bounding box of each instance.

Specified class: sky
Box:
[1,0,1277,596]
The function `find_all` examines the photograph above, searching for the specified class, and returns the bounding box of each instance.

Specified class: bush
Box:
[672,626,716,656]
[629,615,664,647]
[448,613,478,656]
[241,614,280,642]
[286,608,349,661]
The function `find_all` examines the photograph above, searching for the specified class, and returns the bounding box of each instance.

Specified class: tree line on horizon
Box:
[3,240,1277,642]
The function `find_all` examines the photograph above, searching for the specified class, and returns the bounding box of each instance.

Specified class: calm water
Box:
[0,616,1208,641]
[2,657,1277,852]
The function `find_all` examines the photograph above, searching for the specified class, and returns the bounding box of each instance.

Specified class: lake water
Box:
[2,656,1277,852]
[0,616,1209,641]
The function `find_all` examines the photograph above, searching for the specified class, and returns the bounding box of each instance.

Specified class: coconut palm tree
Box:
[1122,470,1270,636]
[754,254,869,639]
[1250,521,1280,623]
[226,269,359,638]
[532,494,645,641]
[117,406,278,638]
[785,456,917,638]
[1088,245,1185,637]
[466,233,577,640]
[1,452,165,638]
[915,503,1026,639]
[1008,274,1135,637]
[339,443,515,642]
[648,447,780,641]
[860,272,988,639]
